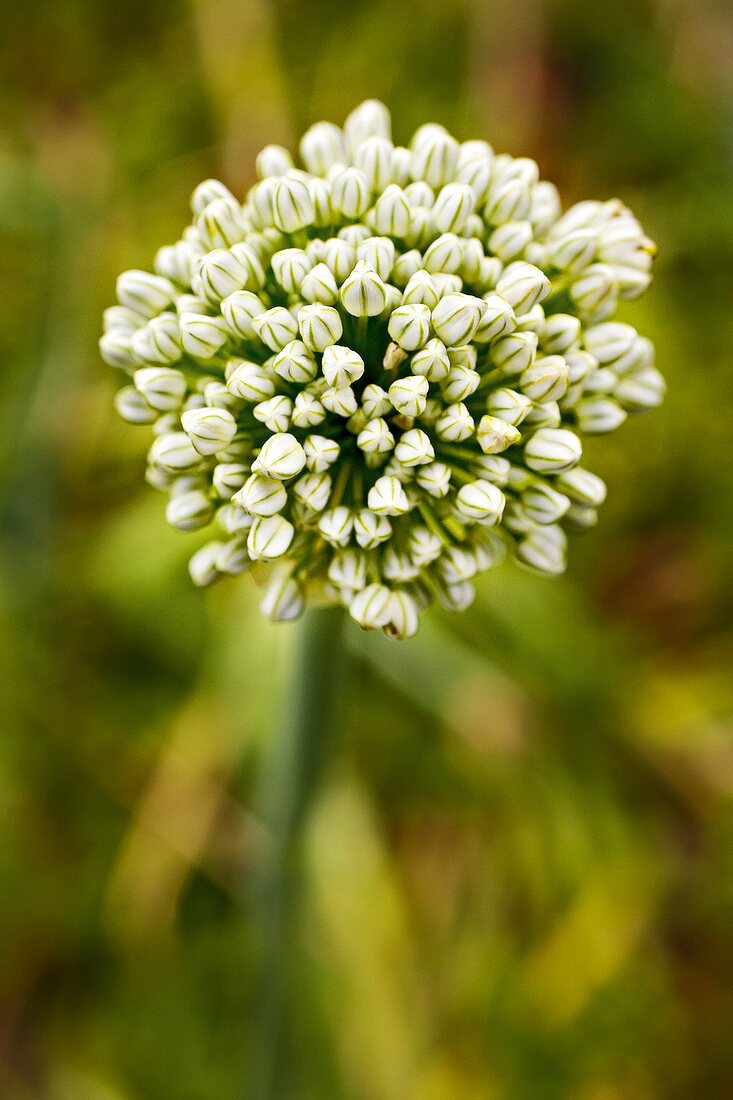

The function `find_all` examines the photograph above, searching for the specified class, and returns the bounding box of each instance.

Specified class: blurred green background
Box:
[2,0,733,1096]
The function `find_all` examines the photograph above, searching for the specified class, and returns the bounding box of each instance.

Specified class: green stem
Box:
[250,605,346,1100]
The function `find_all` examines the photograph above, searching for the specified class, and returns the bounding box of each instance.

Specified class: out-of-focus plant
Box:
[101,100,662,640]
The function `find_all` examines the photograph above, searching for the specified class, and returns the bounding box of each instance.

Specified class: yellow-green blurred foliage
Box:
[1,0,733,1097]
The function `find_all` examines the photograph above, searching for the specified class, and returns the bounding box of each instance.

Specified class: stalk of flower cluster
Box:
[250,604,345,1100]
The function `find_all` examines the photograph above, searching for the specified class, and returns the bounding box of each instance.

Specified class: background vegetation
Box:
[2,0,733,1096]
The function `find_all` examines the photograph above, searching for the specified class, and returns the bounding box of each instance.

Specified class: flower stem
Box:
[250,604,346,1099]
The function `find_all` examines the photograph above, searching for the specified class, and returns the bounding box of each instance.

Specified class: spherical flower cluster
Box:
[102,99,663,638]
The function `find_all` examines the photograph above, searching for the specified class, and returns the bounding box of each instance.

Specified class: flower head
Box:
[102,100,662,637]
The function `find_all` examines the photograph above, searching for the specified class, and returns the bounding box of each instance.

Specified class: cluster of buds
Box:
[102,100,662,638]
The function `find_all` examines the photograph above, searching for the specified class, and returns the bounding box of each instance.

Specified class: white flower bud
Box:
[383,590,420,639]
[431,293,485,346]
[434,402,475,441]
[387,304,431,350]
[191,179,235,217]
[297,304,343,352]
[441,366,481,403]
[570,263,618,314]
[583,367,618,395]
[541,314,582,355]
[330,166,370,219]
[556,467,607,507]
[216,536,251,576]
[353,388,386,425]
[256,144,293,179]
[134,366,187,412]
[300,262,339,305]
[252,307,299,351]
[354,508,392,548]
[407,339,448,383]
[225,360,274,403]
[318,506,353,547]
[522,483,571,524]
[314,348,361,393]
[339,260,388,317]
[389,250,423,289]
[179,312,229,358]
[194,249,248,303]
[436,579,476,612]
[368,475,410,516]
[484,179,531,225]
[196,198,246,249]
[166,490,214,531]
[495,262,550,313]
[328,549,367,592]
[582,321,637,364]
[271,248,313,294]
[303,434,340,472]
[116,270,174,317]
[247,514,294,560]
[438,545,478,584]
[407,526,443,566]
[471,454,510,485]
[115,386,157,424]
[349,583,393,629]
[259,571,304,621]
[355,236,395,281]
[272,176,315,232]
[574,397,627,434]
[149,431,202,472]
[410,130,459,188]
[525,401,562,431]
[99,330,138,369]
[357,417,395,455]
[381,547,420,582]
[524,427,582,473]
[188,541,223,586]
[269,340,316,385]
[614,367,665,411]
[526,178,560,232]
[322,385,358,417]
[516,525,567,576]
[400,271,438,310]
[432,183,476,233]
[491,330,538,376]
[290,471,331,512]
[546,228,597,273]
[337,222,371,245]
[520,355,569,402]
[488,220,532,262]
[219,291,265,341]
[130,314,183,365]
[415,461,451,497]
[252,432,307,480]
[455,480,505,524]
[393,428,434,467]
[212,463,249,499]
[515,303,546,337]
[344,99,391,151]
[233,472,287,518]
[388,375,429,417]
[299,121,345,174]
[252,395,293,433]
[470,295,514,345]
[371,184,412,237]
[181,406,237,456]
[352,135,394,191]
[289,391,324,429]
[423,233,464,275]
[485,388,532,425]
[476,415,521,454]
